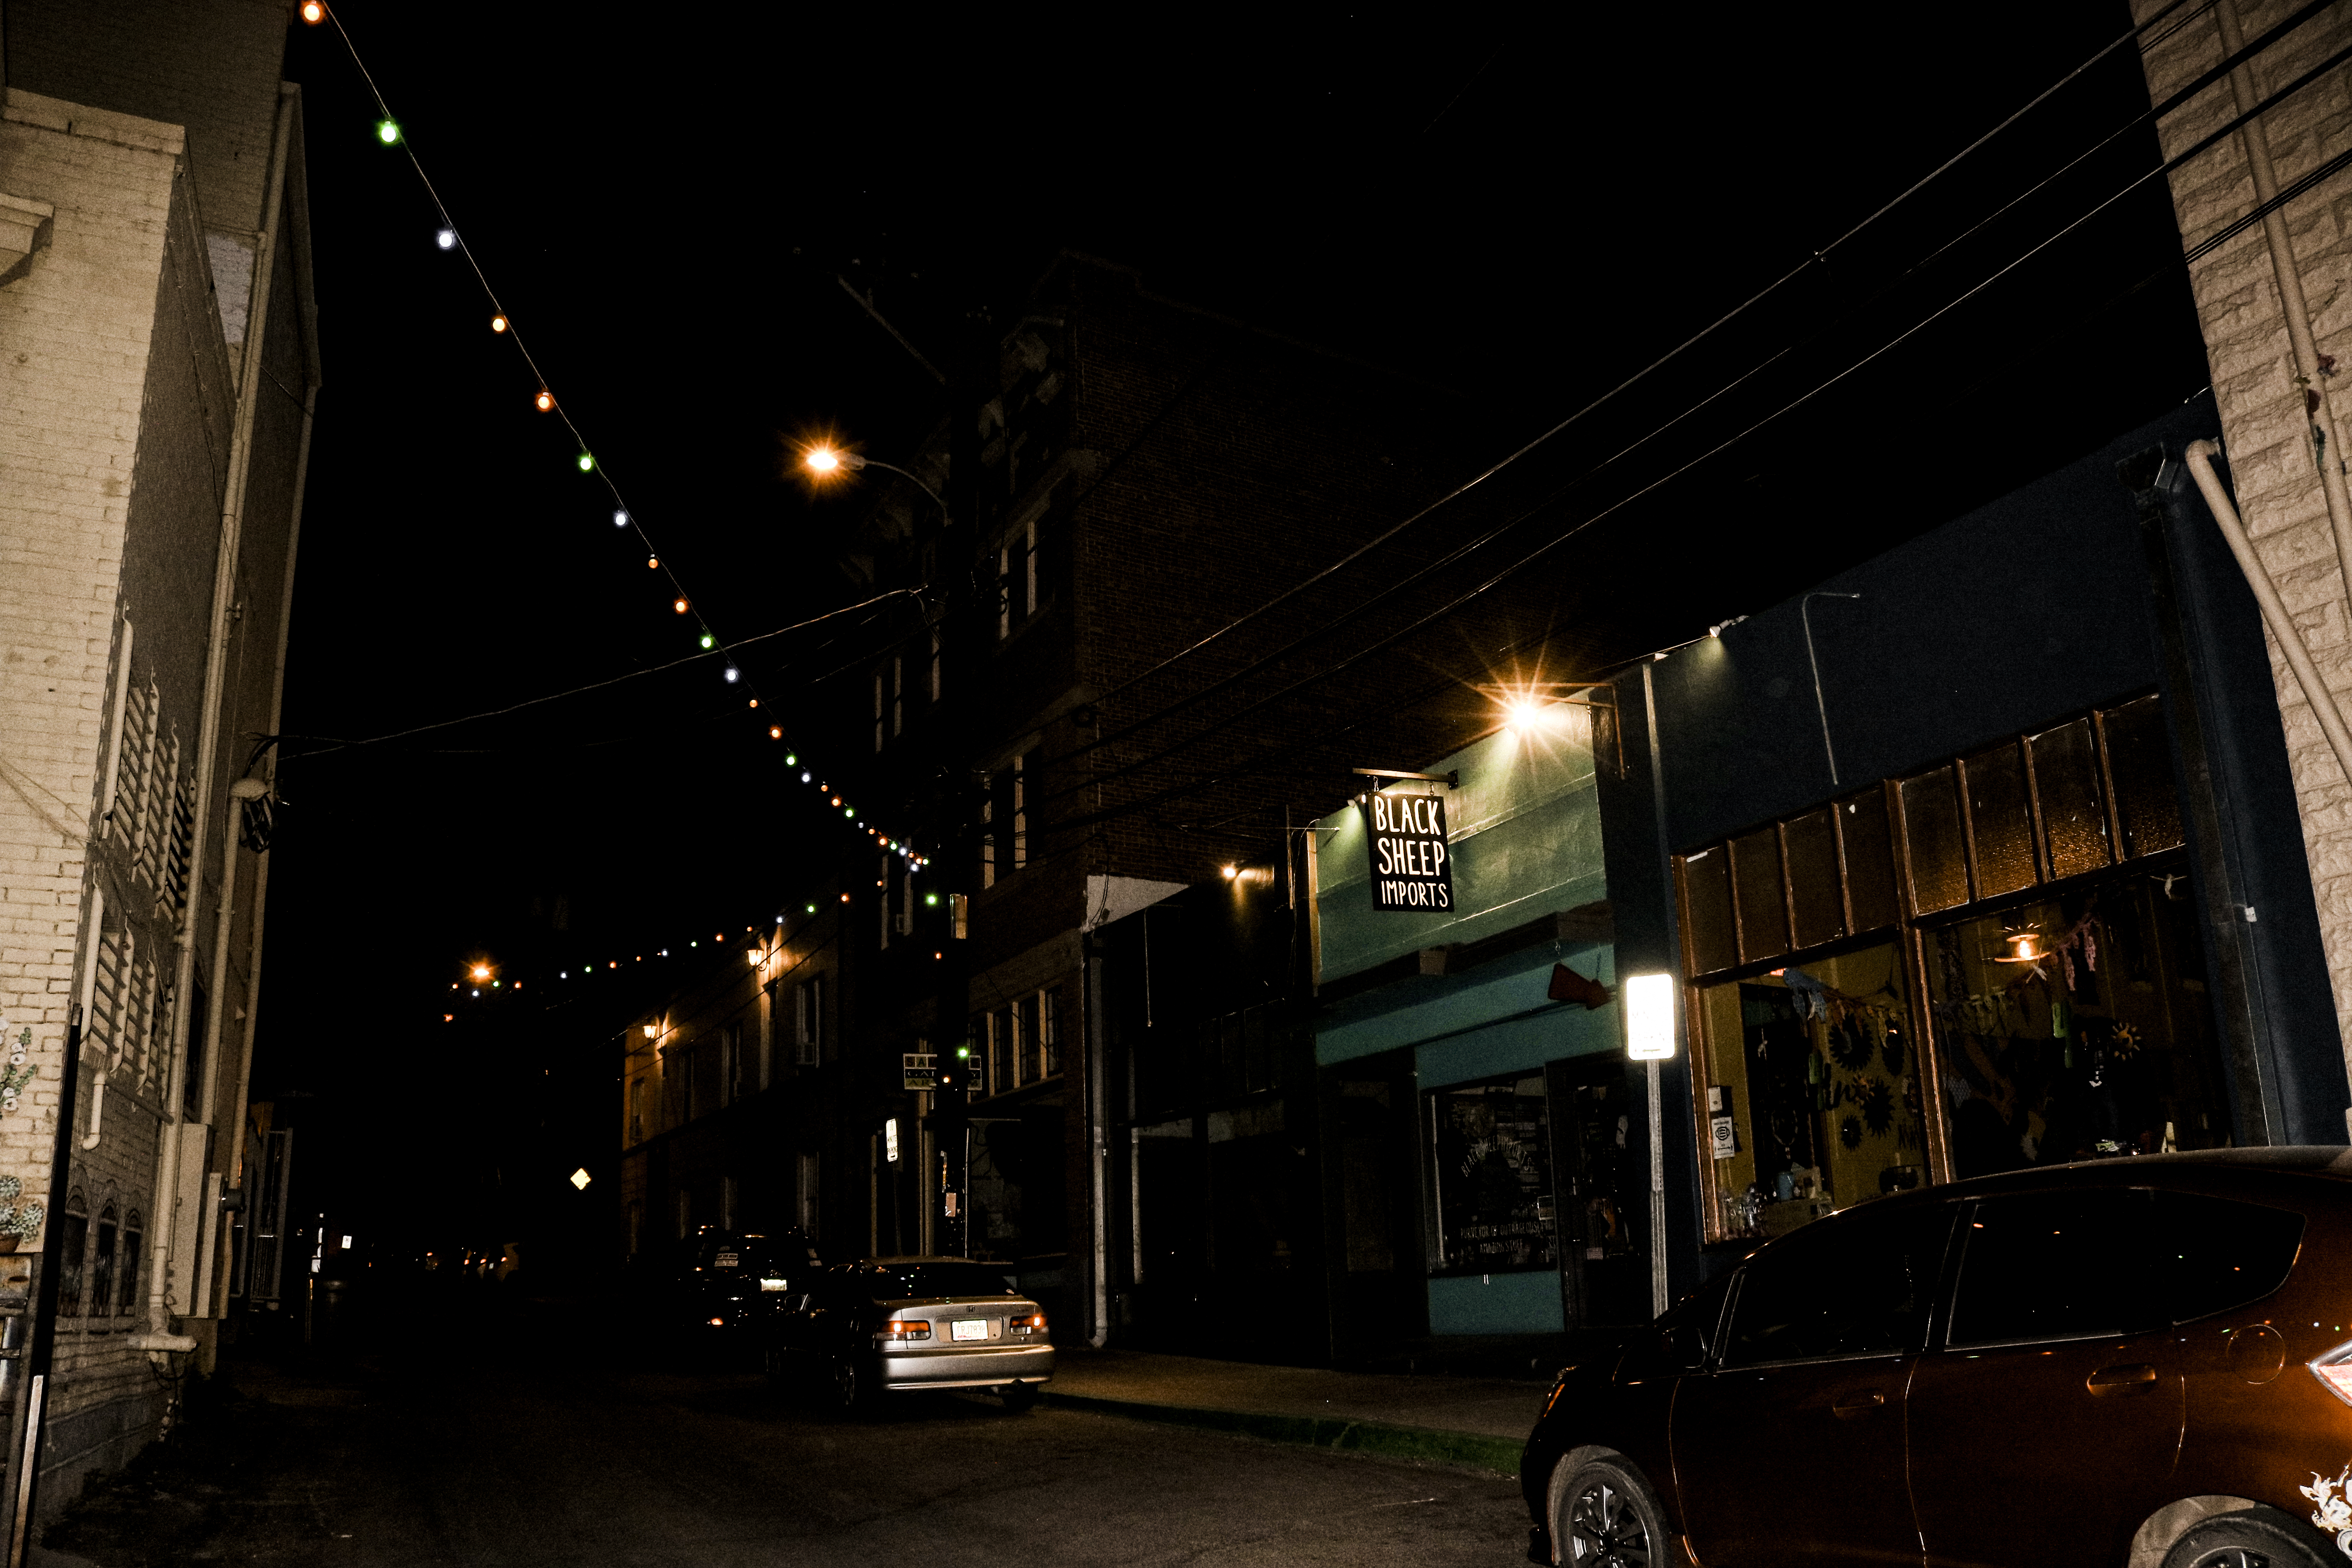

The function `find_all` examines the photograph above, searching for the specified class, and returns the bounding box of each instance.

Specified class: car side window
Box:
[1719,1202,1956,1367]
[1946,1189,2159,1347]
[2154,1192,2305,1323]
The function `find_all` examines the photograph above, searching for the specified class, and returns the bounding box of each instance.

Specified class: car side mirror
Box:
[1663,1325,1707,1371]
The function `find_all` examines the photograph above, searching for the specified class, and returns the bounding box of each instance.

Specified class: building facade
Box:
[0,0,316,1520]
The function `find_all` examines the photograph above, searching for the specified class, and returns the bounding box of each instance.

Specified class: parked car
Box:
[652,1227,821,1343]
[766,1256,1053,1412]
[1523,1148,2352,1568]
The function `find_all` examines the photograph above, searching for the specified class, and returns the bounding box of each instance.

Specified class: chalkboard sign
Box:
[1428,1076,1556,1276]
[1363,789,1453,911]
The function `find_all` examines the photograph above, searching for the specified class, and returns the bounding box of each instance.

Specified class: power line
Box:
[1069,0,2206,722]
[1045,30,2352,820]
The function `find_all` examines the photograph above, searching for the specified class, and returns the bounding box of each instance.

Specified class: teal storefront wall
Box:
[1313,712,1616,1337]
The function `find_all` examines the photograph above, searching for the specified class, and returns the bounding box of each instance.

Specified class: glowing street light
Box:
[468,963,492,983]
[802,444,950,524]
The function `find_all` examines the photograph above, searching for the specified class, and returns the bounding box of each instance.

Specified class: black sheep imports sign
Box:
[1363,790,1454,911]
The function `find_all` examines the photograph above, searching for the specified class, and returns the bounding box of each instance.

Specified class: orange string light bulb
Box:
[490,313,508,333]
[535,390,555,412]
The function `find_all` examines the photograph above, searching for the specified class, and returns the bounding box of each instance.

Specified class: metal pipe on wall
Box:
[2214,0,2352,604]
[2184,439,2352,786]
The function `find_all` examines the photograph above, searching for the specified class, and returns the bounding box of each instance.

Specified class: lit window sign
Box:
[885,1117,900,1163]
[1625,973,1676,1060]
[1362,790,1453,911]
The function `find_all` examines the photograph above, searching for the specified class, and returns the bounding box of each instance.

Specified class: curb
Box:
[1038,1390,1526,1476]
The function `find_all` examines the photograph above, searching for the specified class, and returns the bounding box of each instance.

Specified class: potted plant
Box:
[0,1177,45,1254]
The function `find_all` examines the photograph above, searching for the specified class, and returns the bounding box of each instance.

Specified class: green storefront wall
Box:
[1312,711,1617,1336]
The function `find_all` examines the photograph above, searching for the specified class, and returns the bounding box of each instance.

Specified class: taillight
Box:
[2312,1341,2352,1406]
[879,1319,932,1343]
[1010,1312,1047,1336]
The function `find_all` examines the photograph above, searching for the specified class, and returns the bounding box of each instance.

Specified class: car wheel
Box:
[1550,1455,1677,1568]
[829,1357,865,1414]
[2162,1504,2339,1568]
[999,1381,1039,1413]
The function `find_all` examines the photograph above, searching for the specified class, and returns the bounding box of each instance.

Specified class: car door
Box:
[1672,1199,1957,1566]
[1907,1187,2185,1568]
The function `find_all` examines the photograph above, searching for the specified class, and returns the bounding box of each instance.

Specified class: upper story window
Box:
[980,752,1035,889]
[1676,695,2181,981]
[794,974,826,1067]
[973,988,1062,1097]
[996,521,1040,640]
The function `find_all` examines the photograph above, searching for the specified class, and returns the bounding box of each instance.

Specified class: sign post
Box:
[1624,974,1675,1320]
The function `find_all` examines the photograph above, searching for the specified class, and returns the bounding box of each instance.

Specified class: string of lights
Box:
[299,0,931,871]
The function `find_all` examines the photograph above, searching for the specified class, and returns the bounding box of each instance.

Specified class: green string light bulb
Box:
[375,120,400,145]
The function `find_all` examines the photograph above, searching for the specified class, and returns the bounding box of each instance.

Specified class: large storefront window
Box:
[1426,1075,1556,1275]
[1698,944,1931,1241]
[1928,882,2225,1177]
[1680,693,2225,1244]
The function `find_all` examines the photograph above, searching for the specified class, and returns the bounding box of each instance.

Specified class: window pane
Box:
[2155,1193,2303,1322]
[1947,1190,2158,1346]
[1784,809,1844,950]
[1719,1203,1955,1365]
[2102,697,2183,857]
[1683,848,1737,975]
[1426,1076,1555,1276]
[1902,767,1969,914]
[1964,742,2037,898]
[1840,791,1899,932]
[1732,829,1789,964]
[2030,719,2111,880]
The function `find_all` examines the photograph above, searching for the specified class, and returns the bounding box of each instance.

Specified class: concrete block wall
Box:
[2137,0,2352,1085]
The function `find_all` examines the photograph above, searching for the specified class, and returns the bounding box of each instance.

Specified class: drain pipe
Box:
[2215,0,2352,595]
[2184,440,2352,786]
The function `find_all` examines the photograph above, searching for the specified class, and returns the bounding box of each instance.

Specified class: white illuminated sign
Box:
[885,1117,900,1163]
[1625,973,1677,1060]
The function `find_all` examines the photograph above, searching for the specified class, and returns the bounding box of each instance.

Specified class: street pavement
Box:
[34,1309,1535,1568]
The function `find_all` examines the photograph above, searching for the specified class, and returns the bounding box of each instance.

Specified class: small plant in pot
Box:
[0,1177,44,1254]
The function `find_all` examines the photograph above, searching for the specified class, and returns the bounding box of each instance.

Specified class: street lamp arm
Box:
[852,458,951,526]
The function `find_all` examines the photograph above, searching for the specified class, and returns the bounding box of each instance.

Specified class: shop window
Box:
[1784,809,1844,950]
[1426,1075,1556,1276]
[1683,847,1737,975]
[1719,1201,1955,1365]
[1731,828,1788,962]
[118,1210,141,1314]
[1902,766,1970,914]
[56,1190,86,1318]
[91,1205,118,1327]
[2029,719,2110,879]
[2103,696,2184,857]
[1963,742,2036,898]
[1928,881,2226,1178]
[1841,790,1899,931]
[1695,944,1929,1243]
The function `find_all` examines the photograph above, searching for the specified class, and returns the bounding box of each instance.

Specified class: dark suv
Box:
[1523,1149,2352,1567]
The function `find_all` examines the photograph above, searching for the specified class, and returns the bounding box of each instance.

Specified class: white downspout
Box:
[2184,440,2352,786]
[2214,0,2352,601]
[75,889,103,1152]
[140,89,294,1350]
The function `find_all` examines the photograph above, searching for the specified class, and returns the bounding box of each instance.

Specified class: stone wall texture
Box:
[2138,0,2352,1087]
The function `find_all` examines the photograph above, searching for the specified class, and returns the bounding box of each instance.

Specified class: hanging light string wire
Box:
[314,6,929,864]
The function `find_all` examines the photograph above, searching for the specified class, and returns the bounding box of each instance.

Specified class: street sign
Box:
[902,1052,937,1091]
[1362,789,1453,911]
[1625,973,1676,1060]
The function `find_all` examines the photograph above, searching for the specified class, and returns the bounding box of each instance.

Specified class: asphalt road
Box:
[37,1316,1530,1568]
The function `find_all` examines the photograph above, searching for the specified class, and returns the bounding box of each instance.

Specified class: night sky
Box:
[252,3,2209,1256]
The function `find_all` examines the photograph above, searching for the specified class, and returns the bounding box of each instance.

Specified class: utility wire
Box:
[1051,0,2269,779]
[1070,0,2205,722]
[283,590,917,759]
[1046,33,2352,820]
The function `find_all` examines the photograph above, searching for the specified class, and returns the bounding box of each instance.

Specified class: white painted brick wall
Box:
[2138,0,2352,1089]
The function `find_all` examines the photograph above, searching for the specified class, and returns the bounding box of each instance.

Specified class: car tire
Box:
[828,1357,866,1414]
[2161,1504,2339,1568]
[1549,1454,1681,1568]
[998,1381,1039,1413]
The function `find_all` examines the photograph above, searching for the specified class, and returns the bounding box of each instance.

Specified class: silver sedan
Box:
[768,1257,1054,1411]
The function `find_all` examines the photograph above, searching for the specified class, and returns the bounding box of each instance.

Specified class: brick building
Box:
[620,254,1588,1350]
[2135,0,2352,1101]
[0,0,316,1520]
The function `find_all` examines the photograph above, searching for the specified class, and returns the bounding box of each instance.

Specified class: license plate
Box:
[759,1278,788,1292]
[951,1319,988,1342]
[713,1252,739,1269]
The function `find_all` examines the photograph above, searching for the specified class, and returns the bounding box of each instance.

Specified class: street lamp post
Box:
[803,449,950,527]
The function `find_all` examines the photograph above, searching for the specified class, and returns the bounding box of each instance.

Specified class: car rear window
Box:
[2154,1192,2304,1323]
[1947,1188,2306,1347]
[858,1263,1016,1300]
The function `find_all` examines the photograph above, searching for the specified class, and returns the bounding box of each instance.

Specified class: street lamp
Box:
[802,446,950,525]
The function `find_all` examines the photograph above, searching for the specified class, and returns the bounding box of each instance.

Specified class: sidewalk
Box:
[1041,1347,1554,1476]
